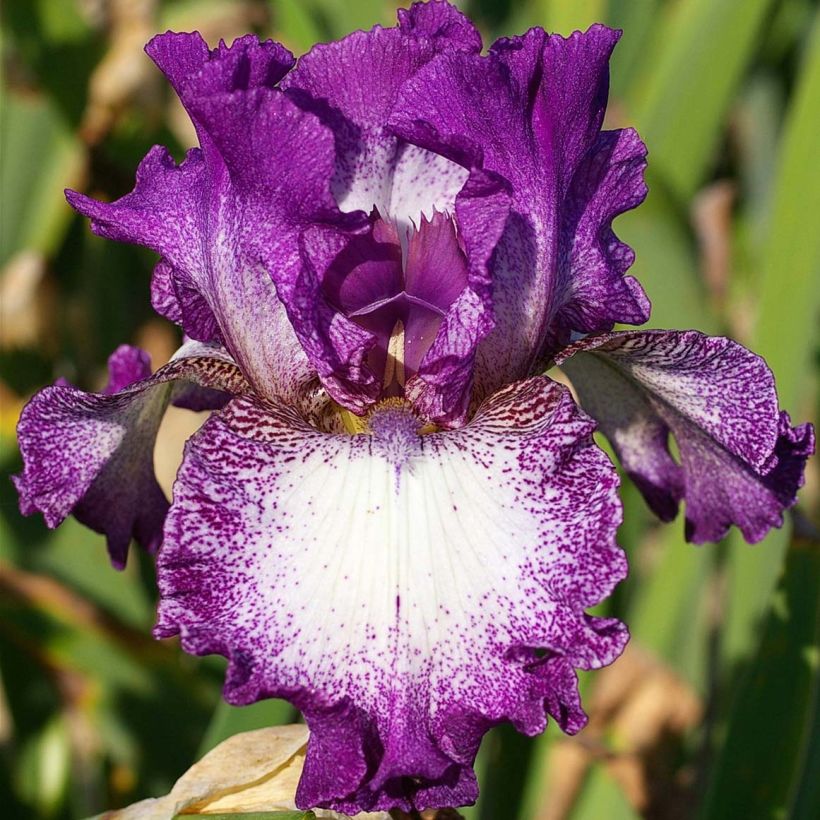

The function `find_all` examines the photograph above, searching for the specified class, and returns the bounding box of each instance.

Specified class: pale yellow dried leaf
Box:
[103,724,388,819]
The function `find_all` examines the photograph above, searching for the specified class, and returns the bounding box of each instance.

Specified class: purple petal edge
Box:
[14,343,249,568]
[154,377,627,811]
[558,330,815,544]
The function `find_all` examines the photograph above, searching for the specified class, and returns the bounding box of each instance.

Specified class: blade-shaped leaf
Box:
[702,535,820,819]
[628,0,774,200]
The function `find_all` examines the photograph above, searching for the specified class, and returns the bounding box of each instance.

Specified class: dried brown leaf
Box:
[533,643,702,820]
[0,250,55,350]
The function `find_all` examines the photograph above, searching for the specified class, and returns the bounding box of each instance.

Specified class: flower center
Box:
[322,210,469,399]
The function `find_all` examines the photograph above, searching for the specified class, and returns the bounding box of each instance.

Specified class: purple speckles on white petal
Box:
[14,342,250,568]
[558,330,815,543]
[155,377,627,812]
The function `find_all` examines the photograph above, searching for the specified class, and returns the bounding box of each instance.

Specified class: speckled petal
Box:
[155,377,627,812]
[14,342,249,568]
[390,25,649,400]
[557,330,815,543]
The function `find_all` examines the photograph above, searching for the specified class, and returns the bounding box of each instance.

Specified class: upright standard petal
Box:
[156,378,627,812]
[390,25,650,401]
[14,342,249,568]
[397,0,483,54]
[65,35,324,404]
[281,2,478,226]
[557,330,815,543]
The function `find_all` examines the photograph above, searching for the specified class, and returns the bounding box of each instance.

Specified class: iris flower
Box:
[14,1,813,813]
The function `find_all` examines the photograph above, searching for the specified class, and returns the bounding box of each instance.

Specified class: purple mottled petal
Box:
[144,31,210,90]
[546,127,650,355]
[104,345,152,393]
[66,147,205,275]
[391,26,649,399]
[145,31,294,332]
[397,0,483,54]
[557,330,815,543]
[146,31,294,139]
[67,89,328,403]
[150,259,223,343]
[14,342,249,568]
[155,377,627,812]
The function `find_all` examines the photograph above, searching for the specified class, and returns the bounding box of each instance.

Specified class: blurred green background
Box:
[0,0,818,818]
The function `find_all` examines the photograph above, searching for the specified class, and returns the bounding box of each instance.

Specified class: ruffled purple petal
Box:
[547,127,650,355]
[397,0,483,54]
[557,330,815,543]
[281,6,473,228]
[14,342,249,568]
[66,34,324,404]
[390,25,649,400]
[150,259,223,343]
[142,31,294,334]
[146,31,294,144]
[155,377,627,812]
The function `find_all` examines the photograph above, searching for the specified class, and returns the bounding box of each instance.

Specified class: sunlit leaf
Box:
[0,91,84,267]
[628,0,775,200]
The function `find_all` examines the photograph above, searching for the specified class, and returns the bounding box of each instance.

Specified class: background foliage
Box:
[0,0,818,818]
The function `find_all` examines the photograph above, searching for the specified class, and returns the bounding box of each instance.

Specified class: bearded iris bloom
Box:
[13,1,814,813]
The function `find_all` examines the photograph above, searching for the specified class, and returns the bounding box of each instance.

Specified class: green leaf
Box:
[0,90,83,266]
[615,172,716,334]
[626,528,714,682]
[270,0,325,53]
[476,724,535,820]
[607,0,662,98]
[701,536,820,819]
[721,9,820,669]
[628,0,775,200]
[570,763,638,820]
[750,9,820,414]
[532,0,608,34]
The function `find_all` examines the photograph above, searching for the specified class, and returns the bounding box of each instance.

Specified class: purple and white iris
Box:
[13,1,814,813]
